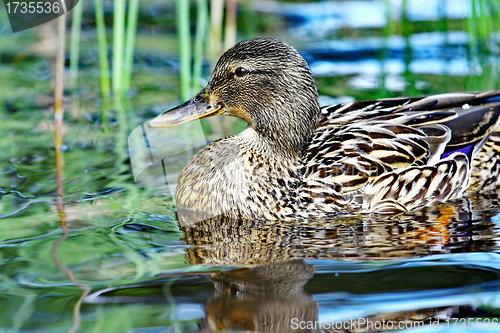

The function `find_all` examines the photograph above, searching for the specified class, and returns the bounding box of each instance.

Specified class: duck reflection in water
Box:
[178,196,498,332]
[198,261,317,332]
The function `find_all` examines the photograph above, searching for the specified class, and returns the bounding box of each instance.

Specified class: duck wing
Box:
[468,129,500,193]
[301,90,500,214]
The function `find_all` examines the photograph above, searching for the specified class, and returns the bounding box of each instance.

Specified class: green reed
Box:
[467,0,500,46]
[94,0,111,125]
[175,0,233,150]
[466,0,500,91]
[176,0,191,101]
[476,0,494,41]
[123,0,140,94]
[90,0,230,127]
[113,0,126,109]
[69,0,83,88]
[177,0,218,97]
[193,0,209,92]
[107,0,141,130]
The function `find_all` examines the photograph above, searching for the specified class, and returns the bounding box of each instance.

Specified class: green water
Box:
[1,0,500,332]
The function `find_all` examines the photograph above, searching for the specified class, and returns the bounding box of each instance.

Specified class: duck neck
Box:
[250,105,319,159]
[237,128,297,163]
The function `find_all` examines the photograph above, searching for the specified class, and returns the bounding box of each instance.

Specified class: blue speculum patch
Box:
[442,144,474,160]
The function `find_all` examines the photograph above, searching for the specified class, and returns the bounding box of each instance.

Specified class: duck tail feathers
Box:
[441,103,500,162]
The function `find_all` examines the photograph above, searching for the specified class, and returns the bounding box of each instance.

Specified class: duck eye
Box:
[235,67,248,77]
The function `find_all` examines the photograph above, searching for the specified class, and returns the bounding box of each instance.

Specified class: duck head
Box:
[150,38,320,157]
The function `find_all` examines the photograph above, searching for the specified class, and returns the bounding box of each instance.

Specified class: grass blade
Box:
[69,0,83,89]
[95,0,111,125]
[123,0,140,93]
[176,0,191,100]
[113,0,126,106]
[193,0,208,91]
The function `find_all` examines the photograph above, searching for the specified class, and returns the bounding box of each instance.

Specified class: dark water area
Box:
[1,0,500,332]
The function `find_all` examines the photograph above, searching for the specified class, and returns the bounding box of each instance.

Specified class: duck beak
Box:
[149,90,224,128]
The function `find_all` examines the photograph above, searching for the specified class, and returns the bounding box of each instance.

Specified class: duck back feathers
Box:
[301,91,500,216]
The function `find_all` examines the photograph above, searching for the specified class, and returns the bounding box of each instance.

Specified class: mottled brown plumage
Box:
[150,38,500,220]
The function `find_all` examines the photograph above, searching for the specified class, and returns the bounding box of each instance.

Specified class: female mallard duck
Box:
[150,38,500,221]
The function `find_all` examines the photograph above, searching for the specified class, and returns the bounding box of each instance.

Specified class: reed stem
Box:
[54,13,67,223]
[95,0,111,125]
[208,0,224,64]
[123,0,140,93]
[176,0,191,100]
[51,224,91,333]
[224,0,237,51]
[69,0,83,89]
[193,0,208,91]
[113,0,126,107]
